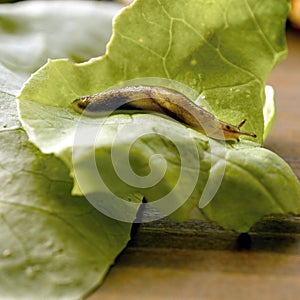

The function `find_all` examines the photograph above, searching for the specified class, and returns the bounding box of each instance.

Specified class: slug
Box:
[72,85,256,141]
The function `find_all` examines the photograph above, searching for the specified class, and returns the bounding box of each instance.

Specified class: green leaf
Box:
[263,85,276,141]
[17,0,299,232]
[18,0,289,143]
[202,144,300,232]
[17,96,300,230]
[0,129,139,299]
[0,2,140,298]
[0,74,140,299]
[0,76,141,298]
[0,64,23,129]
[0,1,122,77]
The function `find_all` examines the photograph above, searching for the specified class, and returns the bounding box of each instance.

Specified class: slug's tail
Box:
[237,119,257,138]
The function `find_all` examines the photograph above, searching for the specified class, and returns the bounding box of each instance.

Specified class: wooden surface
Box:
[89,29,300,300]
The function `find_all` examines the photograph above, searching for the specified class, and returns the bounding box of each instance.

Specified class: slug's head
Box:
[221,119,257,142]
[72,96,90,114]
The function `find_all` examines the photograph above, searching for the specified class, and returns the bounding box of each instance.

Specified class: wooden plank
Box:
[89,28,300,300]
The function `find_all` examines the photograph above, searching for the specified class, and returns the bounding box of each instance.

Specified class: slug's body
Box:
[72,86,256,141]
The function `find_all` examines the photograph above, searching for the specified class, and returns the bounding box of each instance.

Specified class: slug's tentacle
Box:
[236,120,257,138]
[237,119,247,129]
[72,86,256,142]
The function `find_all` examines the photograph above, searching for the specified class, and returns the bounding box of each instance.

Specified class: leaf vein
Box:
[0,200,110,259]
[244,0,277,55]
[117,32,163,59]
[0,212,32,263]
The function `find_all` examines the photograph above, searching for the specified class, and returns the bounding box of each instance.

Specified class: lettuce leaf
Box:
[1,0,299,298]
[19,0,289,143]
[0,2,139,299]
[0,0,122,77]
[0,128,139,299]
[17,0,300,232]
